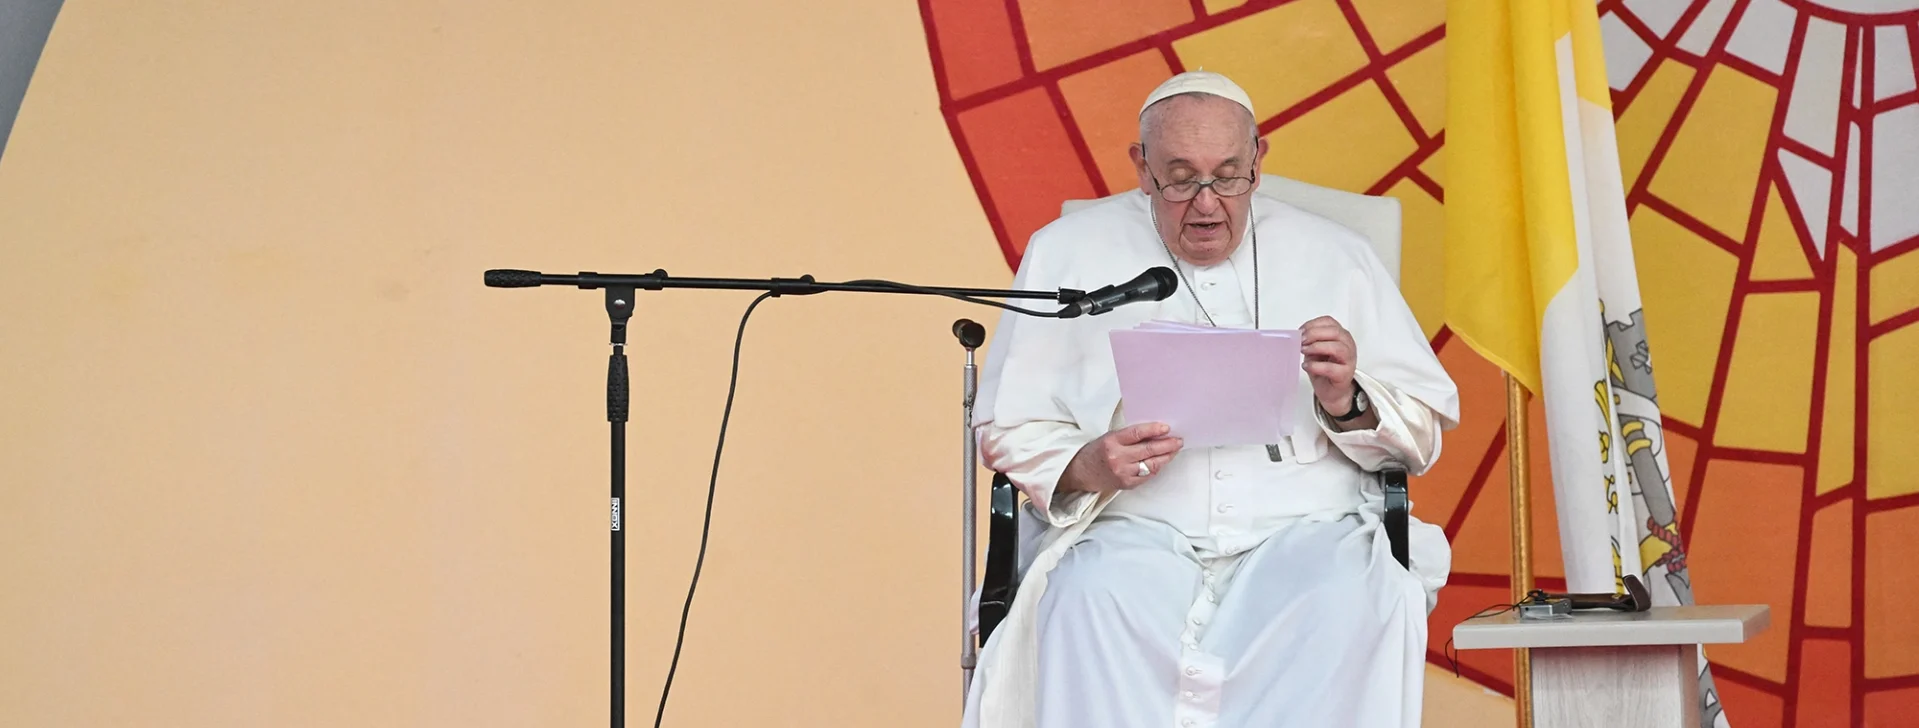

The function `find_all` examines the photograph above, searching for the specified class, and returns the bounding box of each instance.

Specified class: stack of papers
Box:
[1108,321,1303,448]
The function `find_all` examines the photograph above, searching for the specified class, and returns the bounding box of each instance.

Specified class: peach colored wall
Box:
[0,2,1507,726]
[0,1,1008,725]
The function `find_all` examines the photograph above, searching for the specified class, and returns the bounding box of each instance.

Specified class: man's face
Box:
[1130,95,1266,268]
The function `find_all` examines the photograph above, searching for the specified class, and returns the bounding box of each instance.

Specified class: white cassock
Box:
[963,191,1461,728]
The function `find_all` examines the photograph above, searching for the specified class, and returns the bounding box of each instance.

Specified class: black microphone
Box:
[1057,267,1179,318]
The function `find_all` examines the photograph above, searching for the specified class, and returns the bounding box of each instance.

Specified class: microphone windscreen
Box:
[953,319,986,348]
[1146,266,1179,300]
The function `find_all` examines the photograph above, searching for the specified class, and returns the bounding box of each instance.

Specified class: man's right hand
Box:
[1058,422,1184,494]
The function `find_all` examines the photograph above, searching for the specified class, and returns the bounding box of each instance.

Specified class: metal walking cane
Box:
[952,318,986,700]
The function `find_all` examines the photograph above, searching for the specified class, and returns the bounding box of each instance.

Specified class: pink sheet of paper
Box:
[1108,323,1303,448]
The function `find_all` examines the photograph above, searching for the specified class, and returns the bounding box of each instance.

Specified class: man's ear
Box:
[1130,143,1152,194]
[1250,137,1270,190]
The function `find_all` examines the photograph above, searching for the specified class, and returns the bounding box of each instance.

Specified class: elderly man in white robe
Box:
[962,71,1460,728]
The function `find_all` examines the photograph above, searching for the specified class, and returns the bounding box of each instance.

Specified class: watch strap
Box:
[1329,388,1367,422]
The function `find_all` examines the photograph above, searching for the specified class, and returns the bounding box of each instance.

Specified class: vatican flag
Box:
[1444,0,1731,725]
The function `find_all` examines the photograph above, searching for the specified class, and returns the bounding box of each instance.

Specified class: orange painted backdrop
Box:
[0,1,1493,725]
[920,0,1919,725]
[3,1,1915,726]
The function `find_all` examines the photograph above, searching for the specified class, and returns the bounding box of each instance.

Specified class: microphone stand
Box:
[950,318,986,700]
[482,268,1082,727]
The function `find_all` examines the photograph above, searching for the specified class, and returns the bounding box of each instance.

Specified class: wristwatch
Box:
[1328,387,1370,422]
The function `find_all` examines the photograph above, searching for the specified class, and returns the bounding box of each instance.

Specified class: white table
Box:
[1452,605,1770,728]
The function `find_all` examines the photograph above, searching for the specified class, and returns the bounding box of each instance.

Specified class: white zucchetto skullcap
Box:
[1138,70,1255,119]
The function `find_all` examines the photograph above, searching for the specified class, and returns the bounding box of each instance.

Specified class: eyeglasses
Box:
[1148,167,1256,203]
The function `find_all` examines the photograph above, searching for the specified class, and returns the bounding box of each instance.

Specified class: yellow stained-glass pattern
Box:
[921,0,1919,722]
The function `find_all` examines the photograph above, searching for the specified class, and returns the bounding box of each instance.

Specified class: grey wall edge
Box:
[0,0,66,163]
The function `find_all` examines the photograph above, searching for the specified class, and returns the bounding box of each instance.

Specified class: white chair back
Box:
[1058,174,1403,285]
[1009,175,1409,575]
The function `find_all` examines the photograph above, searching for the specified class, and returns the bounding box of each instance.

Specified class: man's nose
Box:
[1191,186,1223,214]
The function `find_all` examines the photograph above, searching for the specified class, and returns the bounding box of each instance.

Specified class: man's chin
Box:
[1174,238,1233,266]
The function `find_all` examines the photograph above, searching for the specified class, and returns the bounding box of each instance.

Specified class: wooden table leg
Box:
[1529,643,1699,728]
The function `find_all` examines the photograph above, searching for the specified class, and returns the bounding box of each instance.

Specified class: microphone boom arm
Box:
[486,268,1089,317]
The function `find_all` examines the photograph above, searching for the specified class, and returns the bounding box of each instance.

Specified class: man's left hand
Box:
[1300,316,1358,415]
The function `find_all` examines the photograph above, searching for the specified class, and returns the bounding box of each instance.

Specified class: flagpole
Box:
[1505,373,1534,728]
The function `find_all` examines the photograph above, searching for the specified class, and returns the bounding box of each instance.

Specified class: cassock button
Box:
[1183,720,1198,728]
[1216,503,1233,514]
[1183,690,1197,700]
[1213,470,1232,480]
[1185,666,1201,677]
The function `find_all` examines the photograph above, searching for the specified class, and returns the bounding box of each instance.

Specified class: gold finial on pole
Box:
[1506,372,1534,728]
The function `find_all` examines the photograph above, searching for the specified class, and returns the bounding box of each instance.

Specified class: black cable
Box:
[1444,602,1523,678]
[647,283,1065,725]
[839,278,1066,318]
[653,290,778,728]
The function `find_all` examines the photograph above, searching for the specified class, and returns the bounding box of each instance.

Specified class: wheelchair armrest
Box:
[1379,463,1410,569]
[978,472,1020,647]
